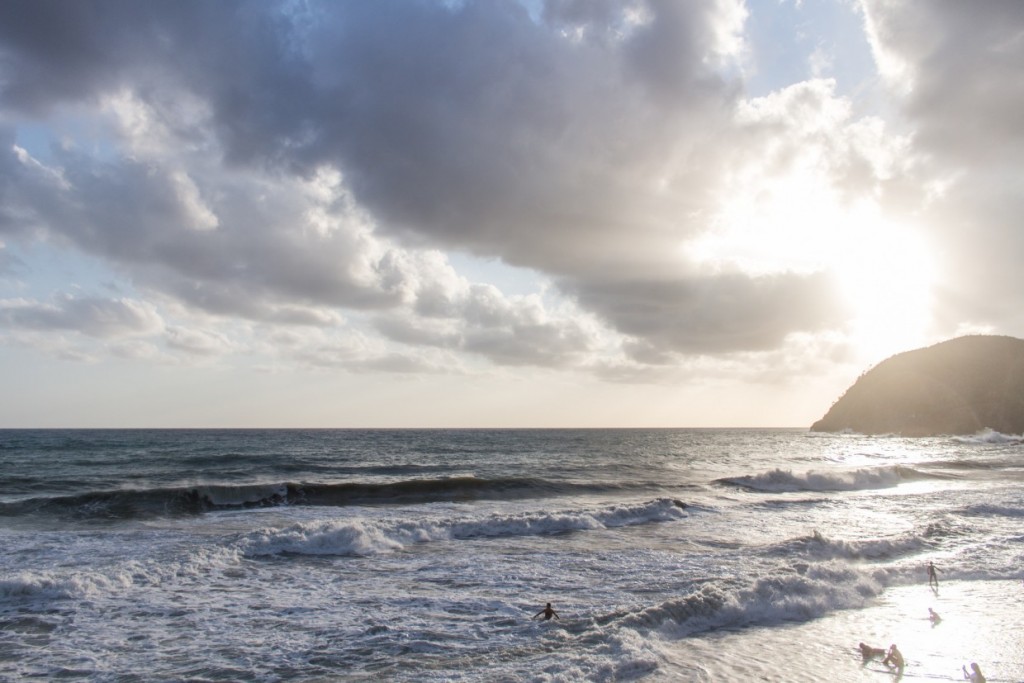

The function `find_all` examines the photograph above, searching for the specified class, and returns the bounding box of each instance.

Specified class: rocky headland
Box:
[811,335,1024,436]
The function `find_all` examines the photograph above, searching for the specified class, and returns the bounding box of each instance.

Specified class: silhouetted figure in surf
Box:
[927,561,939,589]
[533,602,559,621]
[882,643,904,677]
[963,662,986,682]
[928,607,941,625]
[859,642,886,663]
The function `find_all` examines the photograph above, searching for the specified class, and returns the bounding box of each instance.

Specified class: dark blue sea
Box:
[1,429,1022,681]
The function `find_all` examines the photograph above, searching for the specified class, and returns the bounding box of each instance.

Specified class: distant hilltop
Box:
[811,335,1024,436]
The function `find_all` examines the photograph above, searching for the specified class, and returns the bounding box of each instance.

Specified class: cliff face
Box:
[811,335,1024,436]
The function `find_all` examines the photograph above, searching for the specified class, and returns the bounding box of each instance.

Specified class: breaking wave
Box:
[612,562,886,637]
[952,429,1024,444]
[239,498,689,557]
[715,465,931,493]
[0,546,243,601]
[961,503,1024,518]
[764,530,930,561]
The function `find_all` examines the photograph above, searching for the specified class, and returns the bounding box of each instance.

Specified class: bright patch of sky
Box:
[2,242,131,301]
[744,0,878,102]
[14,111,120,164]
[446,252,550,298]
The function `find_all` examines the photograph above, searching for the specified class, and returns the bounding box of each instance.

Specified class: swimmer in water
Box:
[532,602,560,621]
[928,607,941,624]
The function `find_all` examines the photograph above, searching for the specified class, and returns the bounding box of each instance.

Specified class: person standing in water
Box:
[883,644,905,677]
[927,561,939,589]
[963,662,986,682]
[533,602,560,621]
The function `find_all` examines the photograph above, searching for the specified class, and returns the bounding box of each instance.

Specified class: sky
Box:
[0,0,1022,428]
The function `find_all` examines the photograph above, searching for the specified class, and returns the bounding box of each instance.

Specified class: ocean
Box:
[1,428,1022,682]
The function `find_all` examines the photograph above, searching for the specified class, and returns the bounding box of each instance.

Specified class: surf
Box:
[238,498,689,557]
[714,465,938,493]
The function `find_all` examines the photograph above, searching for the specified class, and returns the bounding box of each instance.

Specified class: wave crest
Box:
[0,476,646,521]
[766,530,929,561]
[240,498,688,557]
[616,563,884,636]
[715,465,926,493]
[953,428,1024,444]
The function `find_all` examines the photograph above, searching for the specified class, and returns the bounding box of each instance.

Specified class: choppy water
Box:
[1,428,1022,681]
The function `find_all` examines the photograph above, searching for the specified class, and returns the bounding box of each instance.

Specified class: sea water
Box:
[1,428,1022,681]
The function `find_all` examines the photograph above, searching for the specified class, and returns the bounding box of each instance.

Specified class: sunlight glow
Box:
[685,178,937,363]
[832,211,937,362]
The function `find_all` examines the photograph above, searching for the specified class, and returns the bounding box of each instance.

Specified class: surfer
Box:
[927,561,939,589]
[928,607,941,624]
[882,644,904,676]
[963,662,986,682]
[859,642,886,663]
[533,602,560,621]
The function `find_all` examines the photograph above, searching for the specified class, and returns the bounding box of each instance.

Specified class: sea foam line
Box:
[239,498,688,557]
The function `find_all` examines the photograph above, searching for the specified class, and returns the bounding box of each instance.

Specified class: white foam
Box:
[771,530,929,561]
[0,545,244,602]
[962,503,1024,517]
[953,428,1024,444]
[723,466,906,493]
[0,570,132,601]
[239,498,688,557]
[617,562,885,637]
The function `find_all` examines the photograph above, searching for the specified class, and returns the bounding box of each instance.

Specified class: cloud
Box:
[0,242,23,278]
[376,281,605,368]
[864,0,1024,163]
[567,270,844,354]
[164,325,234,357]
[0,0,1018,385]
[0,294,163,338]
[862,0,1024,331]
